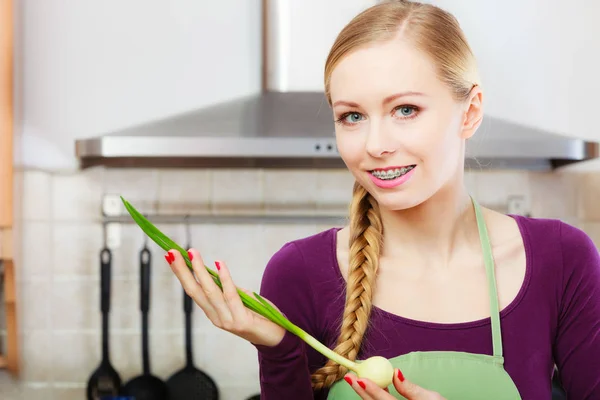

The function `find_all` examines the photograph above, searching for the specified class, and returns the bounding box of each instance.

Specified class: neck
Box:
[379,183,478,269]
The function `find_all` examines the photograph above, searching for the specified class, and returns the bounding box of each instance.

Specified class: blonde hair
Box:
[311,0,480,390]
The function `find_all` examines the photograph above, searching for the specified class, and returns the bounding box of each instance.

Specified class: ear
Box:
[461,85,483,140]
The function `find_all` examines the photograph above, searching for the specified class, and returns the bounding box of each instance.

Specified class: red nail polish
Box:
[357,380,366,390]
[397,368,405,382]
[344,376,352,385]
[165,253,173,264]
[168,251,176,263]
[215,261,221,271]
[187,251,193,261]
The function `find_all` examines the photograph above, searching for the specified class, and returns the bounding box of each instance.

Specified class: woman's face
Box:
[329,38,482,211]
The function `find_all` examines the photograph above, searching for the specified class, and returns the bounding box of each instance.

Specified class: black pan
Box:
[166,229,219,400]
[87,247,122,399]
[122,243,168,400]
[166,289,219,399]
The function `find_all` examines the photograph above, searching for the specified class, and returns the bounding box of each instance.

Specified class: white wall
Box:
[13,0,600,171]
[14,0,262,170]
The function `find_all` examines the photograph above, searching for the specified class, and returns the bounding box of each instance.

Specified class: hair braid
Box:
[311,181,383,390]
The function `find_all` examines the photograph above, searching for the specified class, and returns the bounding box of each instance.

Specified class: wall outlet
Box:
[102,194,123,217]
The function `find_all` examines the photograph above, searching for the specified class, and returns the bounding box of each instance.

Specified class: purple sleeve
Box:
[252,242,317,399]
[554,223,600,398]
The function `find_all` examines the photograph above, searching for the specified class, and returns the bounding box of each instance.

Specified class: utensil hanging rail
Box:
[102,213,348,225]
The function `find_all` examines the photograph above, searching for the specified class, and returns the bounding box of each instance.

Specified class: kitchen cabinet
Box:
[0,0,19,376]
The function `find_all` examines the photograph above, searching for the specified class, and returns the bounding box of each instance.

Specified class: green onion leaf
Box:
[120,196,360,374]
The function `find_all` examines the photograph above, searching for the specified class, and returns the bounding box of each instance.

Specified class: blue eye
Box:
[344,112,363,123]
[396,106,415,117]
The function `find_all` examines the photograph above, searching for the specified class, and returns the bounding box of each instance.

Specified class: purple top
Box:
[254,216,600,399]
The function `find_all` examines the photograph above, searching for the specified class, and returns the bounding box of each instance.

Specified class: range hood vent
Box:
[74,1,599,171]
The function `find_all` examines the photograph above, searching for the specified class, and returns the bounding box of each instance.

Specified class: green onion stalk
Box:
[120,196,394,388]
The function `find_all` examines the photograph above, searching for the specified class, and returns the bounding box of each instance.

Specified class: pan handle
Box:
[100,248,112,314]
[140,247,151,313]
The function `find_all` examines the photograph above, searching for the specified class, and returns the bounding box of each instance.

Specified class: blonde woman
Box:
[165,1,600,399]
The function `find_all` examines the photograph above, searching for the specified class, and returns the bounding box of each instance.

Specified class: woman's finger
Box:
[186,248,234,327]
[214,259,247,321]
[165,249,221,326]
[343,374,378,400]
[392,369,445,399]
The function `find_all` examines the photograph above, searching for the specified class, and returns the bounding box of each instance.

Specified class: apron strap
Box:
[472,197,503,358]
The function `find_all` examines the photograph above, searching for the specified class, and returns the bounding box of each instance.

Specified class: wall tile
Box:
[19,280,51,331]
[149,332,187,379]
[263,170,319,213]
[529,171,580,219]
[211,170,264,214]
[470,171,531,212]
[148,275,189,334]
[579,172,600,221]
[52,386,86,400]
[19,331,53,382]
[581,223,600,249]
[202,329,260,384]
[109,332,140,380]
[52,168,104,222]
[219,384,262,400]
[207,225,268,290]
[109,331,187,381]
[4,384,53,400]
[109,223,178,280]
[50,332,99,383]
[109,278,140,331]
[51,277,99,331]
[316,170,354,213]
[261,224,321,265]
[18,221,52,281]
[51,223,103,277]
[157,169,212,215]
[21,170,52,222]
[103,168,160,215]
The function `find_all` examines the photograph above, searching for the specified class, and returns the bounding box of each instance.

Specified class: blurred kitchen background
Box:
[1,0,599,399]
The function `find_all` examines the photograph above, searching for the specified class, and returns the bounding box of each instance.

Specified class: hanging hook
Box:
[142,213,149,250]
[102,222,108,250]
[185,214,192,249]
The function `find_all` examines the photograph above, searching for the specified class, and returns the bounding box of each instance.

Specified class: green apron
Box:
[327,198,522,399]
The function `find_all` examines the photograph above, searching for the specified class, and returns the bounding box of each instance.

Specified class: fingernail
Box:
[357,380,366,390]
[397,368,405,382]
[344,376,352,385]
[187,251,193,261]
[165,252,173,264]
[215,261,221,271]
[168,251,175,263]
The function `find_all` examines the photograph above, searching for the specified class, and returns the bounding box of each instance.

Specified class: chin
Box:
[355,179,423,211]
[371,192,424,212]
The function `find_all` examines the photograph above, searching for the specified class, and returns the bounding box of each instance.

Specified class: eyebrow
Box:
[332,91,426,108]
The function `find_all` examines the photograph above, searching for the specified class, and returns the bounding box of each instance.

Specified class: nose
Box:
[365,122,396,158]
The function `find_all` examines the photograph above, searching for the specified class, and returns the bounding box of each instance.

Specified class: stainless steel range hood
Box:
[74,1,599,171]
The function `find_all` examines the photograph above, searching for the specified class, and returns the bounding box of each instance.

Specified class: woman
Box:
[165,1,600,399]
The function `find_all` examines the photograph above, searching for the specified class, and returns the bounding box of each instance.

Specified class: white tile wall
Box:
[1,166,599,400]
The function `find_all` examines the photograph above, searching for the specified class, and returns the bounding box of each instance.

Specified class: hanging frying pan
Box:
[122,240,168,400]
[86,246,122,399]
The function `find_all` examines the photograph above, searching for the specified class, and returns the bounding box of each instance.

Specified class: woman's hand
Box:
[165,248,286,347]
[345,369,446,400]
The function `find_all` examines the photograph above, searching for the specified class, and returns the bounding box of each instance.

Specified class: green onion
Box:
[120,196,394,388]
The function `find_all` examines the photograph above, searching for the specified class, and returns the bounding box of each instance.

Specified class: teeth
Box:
[371,166,414,180]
